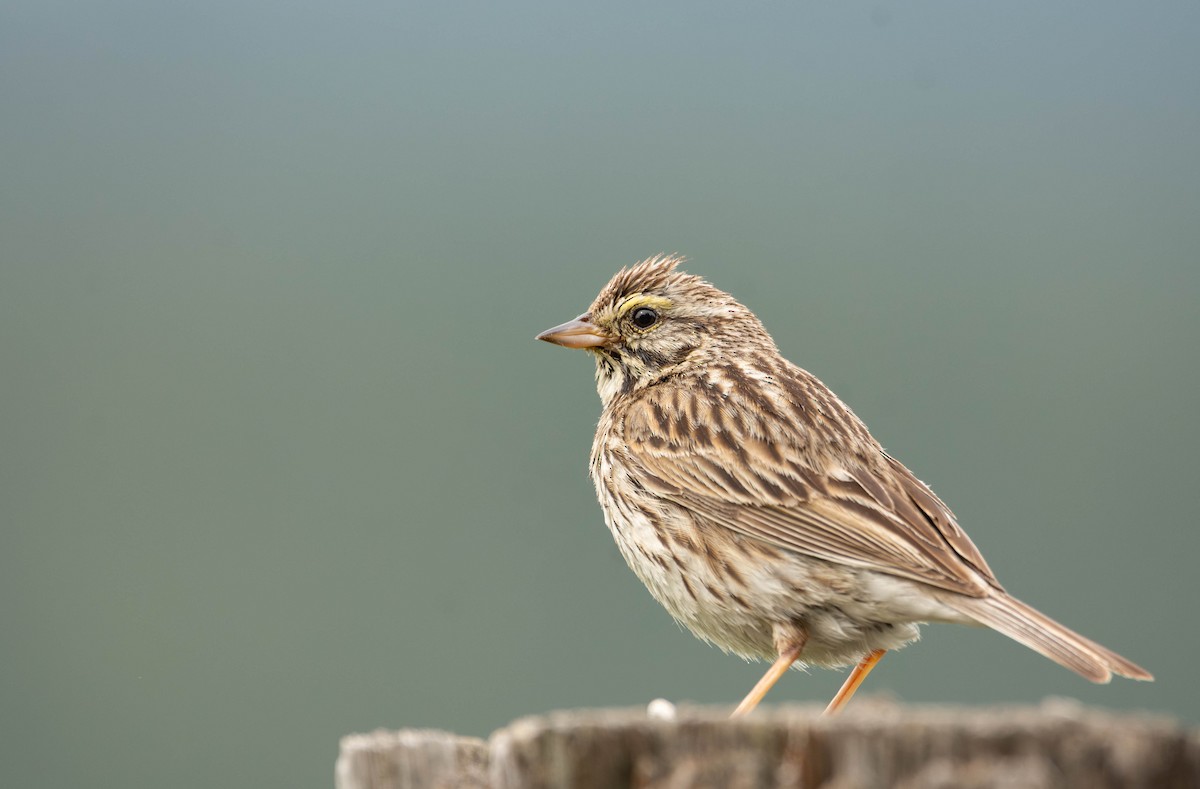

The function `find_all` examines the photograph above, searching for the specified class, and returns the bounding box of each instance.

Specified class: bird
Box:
[535,254,1152,717]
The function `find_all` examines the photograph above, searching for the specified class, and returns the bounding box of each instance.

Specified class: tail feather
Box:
[943,593,1153,683]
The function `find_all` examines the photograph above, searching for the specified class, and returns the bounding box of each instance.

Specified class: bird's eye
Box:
[630,307,659,329]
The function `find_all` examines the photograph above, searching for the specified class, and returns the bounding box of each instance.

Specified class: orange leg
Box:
[823,649,886,716]
[731,637,807,718]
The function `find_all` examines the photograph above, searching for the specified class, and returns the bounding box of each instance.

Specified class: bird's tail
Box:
[941,592,1153,683]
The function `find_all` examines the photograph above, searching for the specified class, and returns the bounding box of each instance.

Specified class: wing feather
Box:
[621,378,1002,598]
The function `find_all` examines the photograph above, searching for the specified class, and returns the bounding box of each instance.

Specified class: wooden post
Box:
[336,729,488,789]
[336,699,1200,789]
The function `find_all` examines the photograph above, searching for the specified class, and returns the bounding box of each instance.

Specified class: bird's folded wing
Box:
[623,407,1001,598]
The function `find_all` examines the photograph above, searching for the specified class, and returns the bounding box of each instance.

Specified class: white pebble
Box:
[646,698,677,720]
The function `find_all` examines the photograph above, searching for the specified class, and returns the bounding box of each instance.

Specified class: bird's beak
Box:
[536,315,613,349]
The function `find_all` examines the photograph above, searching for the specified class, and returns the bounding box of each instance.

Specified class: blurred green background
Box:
[3,1,1198,787]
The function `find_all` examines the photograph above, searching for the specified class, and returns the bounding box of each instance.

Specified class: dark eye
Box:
[630,307,659,329]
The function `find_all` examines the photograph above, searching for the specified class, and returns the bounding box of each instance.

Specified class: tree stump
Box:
[336,698,1200,789]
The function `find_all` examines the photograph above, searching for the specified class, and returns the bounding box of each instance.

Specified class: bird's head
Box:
[537,255,773,404]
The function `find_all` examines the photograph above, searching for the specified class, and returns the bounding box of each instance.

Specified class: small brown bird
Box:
[537,254,1152,716]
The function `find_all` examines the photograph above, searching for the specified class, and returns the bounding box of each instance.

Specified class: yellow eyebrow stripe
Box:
[616,294,674,317]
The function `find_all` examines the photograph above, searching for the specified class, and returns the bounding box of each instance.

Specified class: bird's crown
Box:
[589,254,698,315]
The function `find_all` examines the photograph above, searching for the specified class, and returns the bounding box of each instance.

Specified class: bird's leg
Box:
[730,625,808,718]
[823,649,886,716]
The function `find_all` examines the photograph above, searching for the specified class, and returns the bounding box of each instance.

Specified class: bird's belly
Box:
[595,474,964,667]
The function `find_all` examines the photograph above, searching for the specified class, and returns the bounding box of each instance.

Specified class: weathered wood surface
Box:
[336,698,1200,789]
[337,728,489,789]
